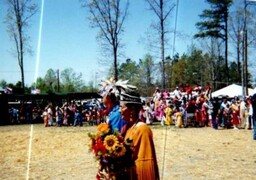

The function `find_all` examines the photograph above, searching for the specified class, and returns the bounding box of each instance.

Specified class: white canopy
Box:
[211,84,255,98]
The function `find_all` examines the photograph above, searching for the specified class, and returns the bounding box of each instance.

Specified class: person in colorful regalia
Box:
[195,95,203,126]
[120,90,160,180]
[165,103,174,125]
[98,78,129,133]
[41,108,48,127]
[251,92,256,140]
[175,108,183,128]
[231,100,240,130]
[201,98,209,127]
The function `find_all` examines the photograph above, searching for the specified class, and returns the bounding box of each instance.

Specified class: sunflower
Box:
[104,135,118,151]
[97,123,110,134]
[114,144,126,157]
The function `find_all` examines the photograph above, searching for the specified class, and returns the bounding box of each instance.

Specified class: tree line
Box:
[0,48,249,97]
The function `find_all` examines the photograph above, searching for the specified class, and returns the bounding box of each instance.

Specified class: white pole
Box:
[34,0,45,84]
[26,125,34,180]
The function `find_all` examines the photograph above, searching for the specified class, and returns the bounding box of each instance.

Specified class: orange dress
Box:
[125,122,160,180]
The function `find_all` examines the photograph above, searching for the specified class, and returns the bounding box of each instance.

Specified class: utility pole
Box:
[57,69,60,92]
[244,0,248,96]
[245,29,248,96]
[241,30,245,97]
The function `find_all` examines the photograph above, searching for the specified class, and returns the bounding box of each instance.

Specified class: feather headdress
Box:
[98,77,138,98]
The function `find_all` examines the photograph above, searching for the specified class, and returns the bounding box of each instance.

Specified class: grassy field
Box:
[0,123,256,180]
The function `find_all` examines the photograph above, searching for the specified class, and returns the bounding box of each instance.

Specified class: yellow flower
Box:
[104,135,118,151]
[114,144,126,157]
[97,123,110,134]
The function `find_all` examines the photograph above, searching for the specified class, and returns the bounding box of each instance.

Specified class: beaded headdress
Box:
[119,91,142,104]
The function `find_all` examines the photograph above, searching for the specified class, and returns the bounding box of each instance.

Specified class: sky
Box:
[0,0,253,87]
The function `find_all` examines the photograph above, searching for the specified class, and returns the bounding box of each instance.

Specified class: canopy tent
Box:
[211,84,255,98]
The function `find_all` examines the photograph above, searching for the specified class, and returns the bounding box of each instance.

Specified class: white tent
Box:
[211,84,255,98]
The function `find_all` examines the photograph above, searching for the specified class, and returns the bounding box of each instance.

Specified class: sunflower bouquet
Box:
[88,123,134,180]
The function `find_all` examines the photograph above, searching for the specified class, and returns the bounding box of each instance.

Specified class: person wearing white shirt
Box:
[247,98,253,130]
[239,99,247,129]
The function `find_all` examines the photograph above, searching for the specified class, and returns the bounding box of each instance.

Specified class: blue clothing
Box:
[251,93,256,140]
[74,111,83,126]
[253,115,256,140]
[108,104,126,132]
[56,110,63,126]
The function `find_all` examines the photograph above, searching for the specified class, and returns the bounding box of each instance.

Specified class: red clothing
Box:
[201,103,208,121]
[195,97,204,122]
[231,104,240,126]
[185,85,192,95]
[231,110,239,125]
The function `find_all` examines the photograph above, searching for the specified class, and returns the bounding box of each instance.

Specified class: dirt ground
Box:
[0,123,256,180]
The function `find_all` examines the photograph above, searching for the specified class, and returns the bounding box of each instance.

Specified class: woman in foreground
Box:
[120,91,160,180]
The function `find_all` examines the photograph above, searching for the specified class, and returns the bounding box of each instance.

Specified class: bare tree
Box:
[199,37,225,90]
[145,0,176,90]
[229,2,256,89]
[82,0,129,81]
[4,0,38,90]
[229,9,244,84]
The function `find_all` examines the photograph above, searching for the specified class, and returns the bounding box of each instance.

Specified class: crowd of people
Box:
[40,100,107,127]
[8,100,106,127]
[7,83,255,132]
[146,84,255,131]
